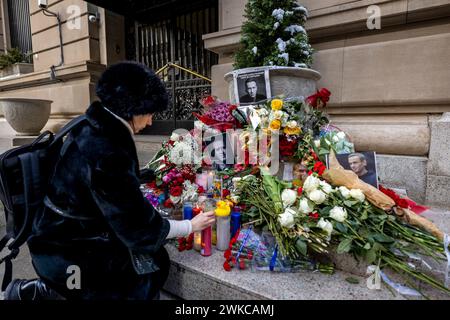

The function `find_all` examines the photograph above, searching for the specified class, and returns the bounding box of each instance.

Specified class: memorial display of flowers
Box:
[143,83,450,297]
[135,0,450,300]
[143,131,203,210]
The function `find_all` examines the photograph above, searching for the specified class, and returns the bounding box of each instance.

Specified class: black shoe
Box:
[4,279,65,300]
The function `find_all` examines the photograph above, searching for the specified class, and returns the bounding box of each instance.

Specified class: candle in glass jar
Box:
[207,171,214,191]
[193,205,202,251]
[201,226,212,256]
[195,172,208,190]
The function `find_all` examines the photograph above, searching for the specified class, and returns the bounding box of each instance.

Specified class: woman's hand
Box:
[191,210,216,232]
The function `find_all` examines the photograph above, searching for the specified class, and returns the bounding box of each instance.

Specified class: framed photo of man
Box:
[203,131,235,171]
[234,69,271,106]
[327,151,379,188]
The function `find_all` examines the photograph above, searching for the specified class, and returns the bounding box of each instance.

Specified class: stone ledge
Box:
[376,154,428,203]
[163,245,404,300]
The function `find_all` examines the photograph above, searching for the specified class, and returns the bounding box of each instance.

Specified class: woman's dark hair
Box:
[96,61,169,120]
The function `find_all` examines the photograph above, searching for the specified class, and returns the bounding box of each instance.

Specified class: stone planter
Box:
[0,98,52,136]
[224,66,321,103]
[0,63,34,78]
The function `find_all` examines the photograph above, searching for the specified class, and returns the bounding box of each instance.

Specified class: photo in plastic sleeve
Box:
[326,151,379,188]
[234,69,271,106]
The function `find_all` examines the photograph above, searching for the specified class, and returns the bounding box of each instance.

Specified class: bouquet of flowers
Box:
[143,130,203,214]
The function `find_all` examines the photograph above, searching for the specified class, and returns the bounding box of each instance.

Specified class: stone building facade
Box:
[0,0,449,207]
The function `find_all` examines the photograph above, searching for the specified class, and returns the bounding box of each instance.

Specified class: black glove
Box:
[139,168,156,184]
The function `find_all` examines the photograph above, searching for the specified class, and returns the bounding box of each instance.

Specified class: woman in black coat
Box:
[5,62,215,300]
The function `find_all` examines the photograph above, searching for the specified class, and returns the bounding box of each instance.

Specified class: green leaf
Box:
[365,242,382,264]
[363,243,371,250]
[335,222,348,233]
[295,238,308,256]
[372,233,395,243]
[319,148,330,155]
[337,238,353,254]
[345,277,360,285]
[344,200,358,207]
[360,210,368,220]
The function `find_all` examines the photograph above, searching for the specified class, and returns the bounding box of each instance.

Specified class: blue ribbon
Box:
[236,225,253,269]
[270,245,278,272]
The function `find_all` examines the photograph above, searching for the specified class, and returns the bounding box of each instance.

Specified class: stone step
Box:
[164,245,409,300]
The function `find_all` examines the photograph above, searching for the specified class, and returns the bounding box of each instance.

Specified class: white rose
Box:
[273,110,284,119]
[314,140,321,148]
[257,108,269,116]
[278,210,295,228]
[329,206,348,222]
[320,180,333,194]
[230,194,240,203]
[232,177,242,188]
[309,189,327,204]
[287,120,298,128]
[281,189,297,207]
[170,132,180,141]
[332,135,339,143]
[299,198,314,214]
[337,131,346,140]
[339,186,351,199]
[350,189,365,202]
[317,218,333,236]
[303,175,320,193]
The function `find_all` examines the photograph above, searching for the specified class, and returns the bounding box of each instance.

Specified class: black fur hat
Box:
[96,61,169,120]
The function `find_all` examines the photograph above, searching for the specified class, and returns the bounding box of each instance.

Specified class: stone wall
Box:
[0,1,124,132]
[203,0,450,207]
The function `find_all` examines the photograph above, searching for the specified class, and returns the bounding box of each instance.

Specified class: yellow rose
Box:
[269,119,281,131]
[283,126,301,135]
[271,99,283,110]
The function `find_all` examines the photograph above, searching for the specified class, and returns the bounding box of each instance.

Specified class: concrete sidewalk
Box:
[1,211,450,300]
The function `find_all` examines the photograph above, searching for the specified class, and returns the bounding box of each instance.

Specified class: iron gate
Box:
[132,2,219,135]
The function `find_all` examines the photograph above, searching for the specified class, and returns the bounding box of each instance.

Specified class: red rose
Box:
[309,212,320,220]
[163,199,173,208]
[313,161,326,176]
[222,189,231,198]
[239,260,246,270]
[297,187,303,195]
[198,186,205,194]
[231,256,237,264]
[306,88,331,108]
[170,186,183,197]
[308,171,313,176]
[223,261,232,272]
[224,249,232,260]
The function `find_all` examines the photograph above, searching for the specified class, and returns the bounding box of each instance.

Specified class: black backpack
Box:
[0,115,87,291]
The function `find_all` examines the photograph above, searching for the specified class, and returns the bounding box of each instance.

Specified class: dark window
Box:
[7,0,33,60]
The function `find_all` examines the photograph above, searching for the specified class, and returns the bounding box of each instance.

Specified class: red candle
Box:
[201,226,212,257]
[193,206,202,216]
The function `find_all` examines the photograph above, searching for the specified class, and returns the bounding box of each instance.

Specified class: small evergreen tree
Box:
[234,0,313,69]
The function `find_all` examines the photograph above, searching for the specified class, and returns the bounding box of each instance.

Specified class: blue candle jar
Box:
[230,207,241,237]
[183,202,193,220]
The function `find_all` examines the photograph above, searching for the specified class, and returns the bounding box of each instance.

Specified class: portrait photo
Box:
[328,151,379,188]
[234,69,271,106]
[203,131,235,171]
